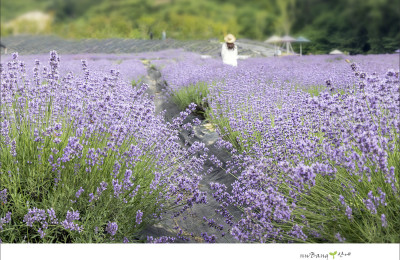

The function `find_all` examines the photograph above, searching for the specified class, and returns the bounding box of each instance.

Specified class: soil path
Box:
[139,61,241,243]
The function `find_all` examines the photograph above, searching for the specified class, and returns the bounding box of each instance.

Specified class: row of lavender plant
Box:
[161,54,398,117]
[0,52,208,243]
[161,54,398,93]
[162,54,400,242]
[0,53,148,83]
[210,61,399,242]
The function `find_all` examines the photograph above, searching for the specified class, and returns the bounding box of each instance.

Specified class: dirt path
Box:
[139,60,241,243]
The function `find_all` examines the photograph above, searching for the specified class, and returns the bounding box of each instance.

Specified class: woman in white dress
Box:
[221,34,238,67]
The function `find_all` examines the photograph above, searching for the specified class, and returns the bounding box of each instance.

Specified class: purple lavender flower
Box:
[339,195,345,206]
[288,225,308,241]
[363,198,377,214]
[61,210,83,232]
[0,189,7,205]
[97,181,108,195]
[201,232,217,243]
[123,169,133,189]
[75,187,84,198]
[136,210,143,225]
[381,214,387,227]
[345,205,353,220]
[377,188,387,206]
[112,179,123,198]
[105,222,118,236]
[192,118,201,126]
[147,236,176,243]
[335,232,346,242]
[38,228,46,239]
[47,208,59,224]
[0,212,12,231]
[23,208,46,227]
[88,193,95,202]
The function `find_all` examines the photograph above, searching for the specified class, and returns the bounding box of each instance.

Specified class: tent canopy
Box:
[281,35,296,42]
[296,36,310,43]
[265,35,282,43]
[329,49,344,55]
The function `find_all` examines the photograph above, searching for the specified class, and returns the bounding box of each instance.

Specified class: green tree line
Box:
[1,0,399,54]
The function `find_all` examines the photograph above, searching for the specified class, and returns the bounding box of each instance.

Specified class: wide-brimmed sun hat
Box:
[224,34,236,43]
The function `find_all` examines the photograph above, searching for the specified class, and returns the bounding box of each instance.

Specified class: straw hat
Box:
[224,34,236,43]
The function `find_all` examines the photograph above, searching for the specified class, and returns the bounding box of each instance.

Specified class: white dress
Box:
[221,43,238,67]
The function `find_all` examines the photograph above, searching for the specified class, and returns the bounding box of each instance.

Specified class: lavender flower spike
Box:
[136,210,143,225]
[106,222,118,236]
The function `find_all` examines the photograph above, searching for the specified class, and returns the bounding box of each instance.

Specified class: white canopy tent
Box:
[329,49,344,55]
[265,35,283,55]
[265,35,282,44]
[295,36,310,56]
[281,35,296,54]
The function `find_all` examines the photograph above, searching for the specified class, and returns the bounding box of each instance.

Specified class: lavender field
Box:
[0,50,399,243]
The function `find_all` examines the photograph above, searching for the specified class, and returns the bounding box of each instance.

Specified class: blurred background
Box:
[1,0,399,54]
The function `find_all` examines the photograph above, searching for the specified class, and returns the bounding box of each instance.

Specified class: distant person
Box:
[221,34,238,67]
[149,31,153,40]
[0,42,7,54]
[162,30,166,40]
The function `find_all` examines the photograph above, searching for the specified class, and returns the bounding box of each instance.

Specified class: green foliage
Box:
[0,0,50,22]
[303,85,326,97]
[171,82,210,111]
[207,106,243,151]
[292,0,400,54]
[131,77,144,87]
[53,14,140,39]
[293,142,400,243]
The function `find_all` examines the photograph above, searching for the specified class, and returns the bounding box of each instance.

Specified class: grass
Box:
[303,85,326,97]
[131,77,144,87]
[171,81,210,114]
[276,121,398,242]
[293,143,400,242]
